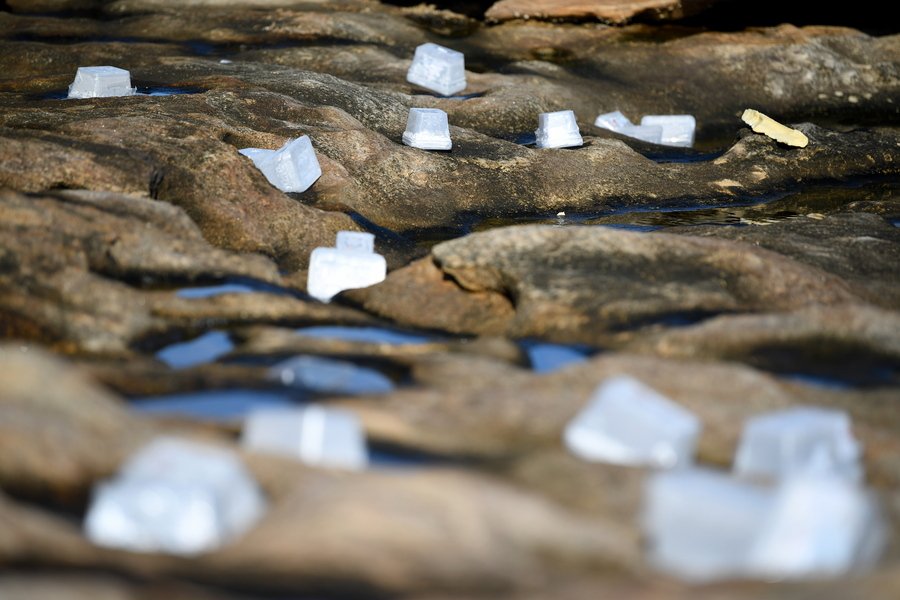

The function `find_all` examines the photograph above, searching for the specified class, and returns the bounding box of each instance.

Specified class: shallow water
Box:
[130,388,297,421]
[176,283,257,298]
[155,331,233,369]
[295,325,437,345]
[40,85,204,100]
[520,341,592,373]
[471,179,899,233]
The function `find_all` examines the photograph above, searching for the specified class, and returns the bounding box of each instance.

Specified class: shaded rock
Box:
[230,325,525,367]
[485,0,704,24]
[578,180,900,231]
[349,224,861,344]
[671,211,900,309]
[77,357,272,398]
[0,573,250,600]
[628,304,900,386]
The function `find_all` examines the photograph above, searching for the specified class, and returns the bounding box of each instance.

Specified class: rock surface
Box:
[347,224,870,343]
[0,0,897,597]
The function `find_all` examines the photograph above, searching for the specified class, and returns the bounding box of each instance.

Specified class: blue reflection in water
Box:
[521,341,591,373]
[176,283,256,298]
[155,331,233,369]
[296,326,434,345]
[130,389,296,422]
[271,355,395,395]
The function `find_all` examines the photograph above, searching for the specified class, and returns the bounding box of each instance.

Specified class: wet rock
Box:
[671,212,900,309]
[627,304,900,386]
[349,224,861,344]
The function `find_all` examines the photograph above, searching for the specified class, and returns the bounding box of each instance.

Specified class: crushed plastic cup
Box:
[83,437,266,556]
[618,124,663,144]
[242,405,368,470]
[68,66,136,99]
[746,476,887,578]
[535,110,583,149]
[643,468,774,582]
[593,110,633,131]
[406,42,467,97]
[594,110,663,144]
[402,108,452,150]
[307,231,387,302]
[640,115,696,147]
[734,406,863,483]
[239,135,322,193]
[564,375,700,468]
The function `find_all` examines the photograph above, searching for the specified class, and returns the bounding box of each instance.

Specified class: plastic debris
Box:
[336,231,375,254]
[402,108,452,150]
[746,476,887,578]
[735,406,862,483]
[564,375,700,468]
[307,231,387,302]
[593,110,632,131]
[242,405,368,470]
[406,42,466,97]
[239,135,322,193]
[68,66,136,99]
[644,469,887,582]
[741,108,809,147]
[270,354,394,395]
[535,110,583,149]
[84,437,266,556]
[643,468,774,582]
[594,111,689,146]
[619,123,663,144]
[640,115,696,147]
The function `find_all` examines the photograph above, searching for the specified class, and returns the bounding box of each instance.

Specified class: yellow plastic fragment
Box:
[741,109,809,148]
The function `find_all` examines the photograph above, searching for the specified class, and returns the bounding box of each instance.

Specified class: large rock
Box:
[347,224,862,343]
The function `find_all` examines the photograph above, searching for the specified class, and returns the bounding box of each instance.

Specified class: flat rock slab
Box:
[348,223,863,343]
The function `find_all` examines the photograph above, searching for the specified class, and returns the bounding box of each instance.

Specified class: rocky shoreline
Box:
[1,1,898,598]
